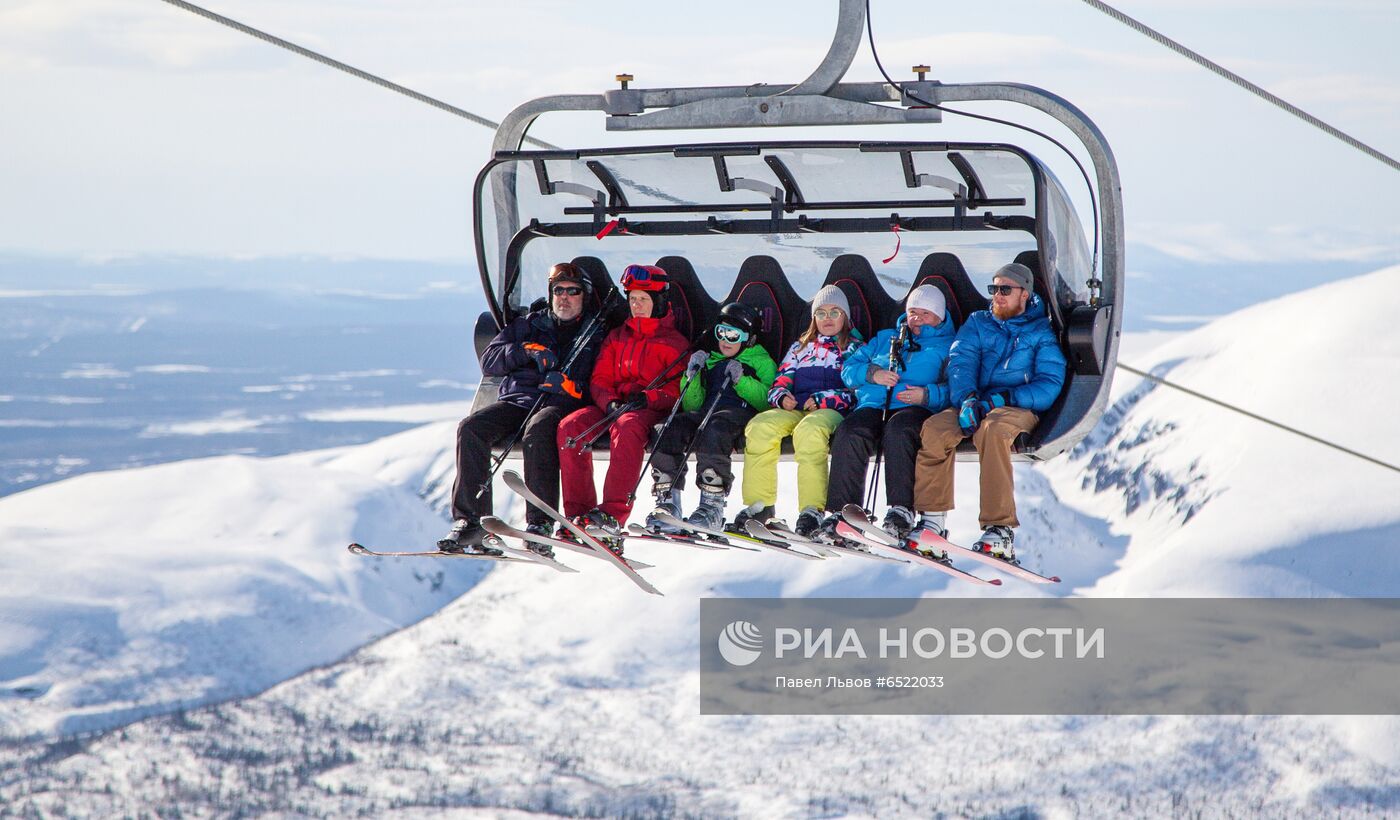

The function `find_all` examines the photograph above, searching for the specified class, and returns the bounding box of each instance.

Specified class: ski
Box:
[759,519,906,564]
[651,511,823,560]
[620,524,744,551]
[758,519,840,558]
[502,470,663,596]
[920,531,1061,585]
[832,521,1001,587]
[475,518,582,573]
[482,515,653,571]
[347,543,537,564]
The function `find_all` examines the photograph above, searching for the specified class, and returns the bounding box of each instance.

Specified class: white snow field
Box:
[1,267,1397,815]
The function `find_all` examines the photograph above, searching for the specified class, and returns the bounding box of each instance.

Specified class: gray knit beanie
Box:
[811,284,851,319]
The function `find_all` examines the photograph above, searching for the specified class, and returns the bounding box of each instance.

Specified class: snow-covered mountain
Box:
[2,267,1398,814]
[1043,263,1400,597]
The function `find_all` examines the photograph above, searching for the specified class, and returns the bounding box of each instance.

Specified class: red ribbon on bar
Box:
[882,223,902,264]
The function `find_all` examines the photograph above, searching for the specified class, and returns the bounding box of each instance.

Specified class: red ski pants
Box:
[557,405,665,522]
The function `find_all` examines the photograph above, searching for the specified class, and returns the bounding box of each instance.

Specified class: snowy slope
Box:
[1043,263,1400,597]
[0,451,493,739]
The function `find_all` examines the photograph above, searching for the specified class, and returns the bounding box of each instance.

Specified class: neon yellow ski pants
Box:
[741,408,844,512]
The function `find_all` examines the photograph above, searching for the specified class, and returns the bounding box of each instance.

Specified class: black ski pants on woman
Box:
[450,401,569,527]
[649,406,754,494]
[824,405,933,512]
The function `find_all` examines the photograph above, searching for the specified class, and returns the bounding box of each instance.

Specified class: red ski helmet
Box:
[621,264,670,318]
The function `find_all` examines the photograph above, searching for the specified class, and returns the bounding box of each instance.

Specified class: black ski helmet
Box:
[716,301,761,347]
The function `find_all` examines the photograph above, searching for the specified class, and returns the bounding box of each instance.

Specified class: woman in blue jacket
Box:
[819,285,956,542]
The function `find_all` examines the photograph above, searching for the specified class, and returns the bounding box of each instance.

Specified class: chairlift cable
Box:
[1077,0,1399,173]
[1119,363,1400,476]
[864,0,1104,294]
[157,0,559,150]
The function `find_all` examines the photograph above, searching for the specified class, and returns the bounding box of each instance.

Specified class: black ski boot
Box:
[576,509,624,558]
[732,503,775,532]
[525,522,555,560]
[437,518,503,556]
[794,507,824,539]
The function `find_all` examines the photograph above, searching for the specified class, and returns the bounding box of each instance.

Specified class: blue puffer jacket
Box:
[842,312,957,411]
[947,296,1066,412]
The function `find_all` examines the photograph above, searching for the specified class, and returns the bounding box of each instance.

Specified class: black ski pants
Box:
[450,400,569,527]
[649,405,754,494]
[825,405,932,512]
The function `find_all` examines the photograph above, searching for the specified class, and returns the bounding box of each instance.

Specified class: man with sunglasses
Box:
[439,262,606,554]
[911,261,1067,563]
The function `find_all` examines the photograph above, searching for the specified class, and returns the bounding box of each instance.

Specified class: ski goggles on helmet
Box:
[713,323,750,345]
[621,264,668,292]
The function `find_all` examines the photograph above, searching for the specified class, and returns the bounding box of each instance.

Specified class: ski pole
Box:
[567,346,693,450]
[865,320,910,512]
[626,364,705,503]
[565,398,638,450]
[475,290,618,498]
[668,371,736,484]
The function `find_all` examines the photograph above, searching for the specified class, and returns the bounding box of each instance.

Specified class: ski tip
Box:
[988,578,1004,585]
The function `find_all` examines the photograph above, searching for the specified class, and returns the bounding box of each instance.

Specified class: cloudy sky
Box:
[1,0,1396,264]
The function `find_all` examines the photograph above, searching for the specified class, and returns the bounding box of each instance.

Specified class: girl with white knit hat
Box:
[735,284,862,537]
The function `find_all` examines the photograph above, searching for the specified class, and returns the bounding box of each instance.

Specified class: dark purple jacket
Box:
[480,308,605,409]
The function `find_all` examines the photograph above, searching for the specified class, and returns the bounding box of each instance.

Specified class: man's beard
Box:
[992,300,1025,320]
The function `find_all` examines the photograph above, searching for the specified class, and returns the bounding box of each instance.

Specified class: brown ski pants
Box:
[913,407,1039,528]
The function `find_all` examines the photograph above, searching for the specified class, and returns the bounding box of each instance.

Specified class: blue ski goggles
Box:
[714,323,750,344]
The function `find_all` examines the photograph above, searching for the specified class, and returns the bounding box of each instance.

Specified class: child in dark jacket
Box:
[644,302,777,533]
[737,285,861,537]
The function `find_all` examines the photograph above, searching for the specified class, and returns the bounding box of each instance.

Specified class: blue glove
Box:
[967,390,1011,422]
[957,396,985,436]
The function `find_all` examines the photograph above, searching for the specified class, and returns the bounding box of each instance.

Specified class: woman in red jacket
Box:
[556,264,690,551]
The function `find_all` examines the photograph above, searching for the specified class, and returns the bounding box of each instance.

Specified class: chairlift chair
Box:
[471,0,1121,461]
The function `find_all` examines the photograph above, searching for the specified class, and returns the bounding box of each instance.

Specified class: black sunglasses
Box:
[986,284,1025,296]
[552,286,584,297]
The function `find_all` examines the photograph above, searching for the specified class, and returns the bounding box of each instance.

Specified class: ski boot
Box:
[881,505,916,543]
[794,506,824,540]
[437,518,503,557]
[644,474,684,535]
[817,511,868,552]
[907,512,948,560]
[524,521,555,560]
[577,508,624,558]
[685,488,727,532]
[731,503,775,532]
[974,524,1016,563]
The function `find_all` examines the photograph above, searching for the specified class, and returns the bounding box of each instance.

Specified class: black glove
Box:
[539,371,581,399]
[521,343,558,373]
